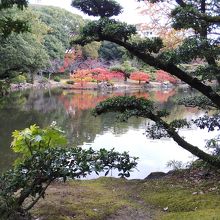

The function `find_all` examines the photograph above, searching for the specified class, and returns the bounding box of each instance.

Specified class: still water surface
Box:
[0,87,216,178]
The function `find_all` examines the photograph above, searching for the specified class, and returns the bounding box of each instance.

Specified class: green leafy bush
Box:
[0,80,10,96]
[66,80,75,85]
[10,75,26,84]
[53,76,61,82]
[0,123,138,219]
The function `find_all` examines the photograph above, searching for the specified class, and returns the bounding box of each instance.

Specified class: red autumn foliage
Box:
[90,68,112,82]
[130,72,150,84]
[156,70,177,84]
[70,68,124,87]
[154,89,176,103]
[90,68,124,83]
[110,71,125,79]
[59,48,82,73]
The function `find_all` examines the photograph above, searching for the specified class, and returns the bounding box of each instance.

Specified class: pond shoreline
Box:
[10,81,63,92]
[10,80,187,93]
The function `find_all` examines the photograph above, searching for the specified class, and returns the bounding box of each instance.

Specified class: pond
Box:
[0,87,217,179]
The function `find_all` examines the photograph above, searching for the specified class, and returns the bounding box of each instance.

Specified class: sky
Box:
[29,0,146,24]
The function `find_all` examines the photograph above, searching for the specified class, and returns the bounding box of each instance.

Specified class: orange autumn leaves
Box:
[70,67,177,87]
[71,69,92,86]
[59,49,82,73]
[70,68,124,86]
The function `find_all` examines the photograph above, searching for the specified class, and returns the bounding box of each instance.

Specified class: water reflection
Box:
[0,87,211,178]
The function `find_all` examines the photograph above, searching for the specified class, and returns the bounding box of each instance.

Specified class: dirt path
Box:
[106,206,153,220]
[103,179,158,220]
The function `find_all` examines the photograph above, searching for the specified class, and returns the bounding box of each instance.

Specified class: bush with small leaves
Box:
[53,76,61,82]
[0,123,138,219]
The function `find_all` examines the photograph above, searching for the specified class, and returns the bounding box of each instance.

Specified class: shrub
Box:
[0,80,10,96]
[130,71,150,84]
[53,76,61,82]
[0,123,138,219]
[11,75,26,84]
[66,80,75,85]
[156,70,177,84]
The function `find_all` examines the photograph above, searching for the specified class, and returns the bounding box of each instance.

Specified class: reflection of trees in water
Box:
[153,89,176,103]
[0,89,66,172]
[151,88,202,122]
[58,90,151,115]
[57,92,145,146]
[0,87,200,171]
[24,89,63,113]
[57,89,182,145]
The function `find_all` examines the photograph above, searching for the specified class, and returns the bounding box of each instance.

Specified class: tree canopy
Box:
[0,7,49,79]
[71,0,123,17]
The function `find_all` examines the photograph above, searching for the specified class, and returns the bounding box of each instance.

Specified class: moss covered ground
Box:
[32,170,220,220]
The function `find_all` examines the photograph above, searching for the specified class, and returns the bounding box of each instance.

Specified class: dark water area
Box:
[0,87,215,178]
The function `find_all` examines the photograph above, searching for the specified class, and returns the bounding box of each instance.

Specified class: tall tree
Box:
[0,8,49,79]
[82,41,101,59]
[32,5,85,59]
[71,0,220,168]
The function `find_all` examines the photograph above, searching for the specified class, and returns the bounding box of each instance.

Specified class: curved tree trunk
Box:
[98,35,220,108]
[148,112,220,168]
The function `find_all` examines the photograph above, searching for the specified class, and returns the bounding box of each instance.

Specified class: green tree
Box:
[0,32,49,79]
[32,6,85,78]
[71,0,122,18]
[82,41,101,59]
[33,5,84,58]
[0,7,50,80]
[0,0,29,36]
[99,41,126,61]
[71,0,220,168]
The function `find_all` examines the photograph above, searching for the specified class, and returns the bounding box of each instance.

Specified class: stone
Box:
[145,172,167,180]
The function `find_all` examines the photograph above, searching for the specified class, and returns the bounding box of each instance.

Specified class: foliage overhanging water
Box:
[0,87,216,178]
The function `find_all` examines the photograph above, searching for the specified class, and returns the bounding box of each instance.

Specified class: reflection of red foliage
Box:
[61,93,108,111]
[58,91,149,115]
[133,92,149,99]
[130,72,150,84]
[59,93,118,112]
[154,90,176,103]
[156,70,177,84]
